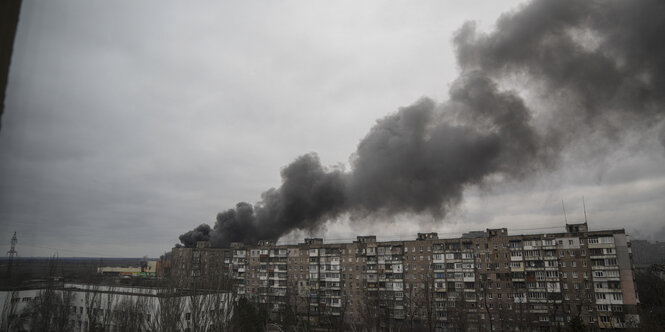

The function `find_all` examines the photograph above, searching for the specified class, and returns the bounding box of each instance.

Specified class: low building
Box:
[0,283,231,332]
[97,261,158,278]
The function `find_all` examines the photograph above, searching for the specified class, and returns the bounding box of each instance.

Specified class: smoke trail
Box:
[180,0,665,247]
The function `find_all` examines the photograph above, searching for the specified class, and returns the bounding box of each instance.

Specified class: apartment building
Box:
[171,241,232,284]
[171,223,640,330]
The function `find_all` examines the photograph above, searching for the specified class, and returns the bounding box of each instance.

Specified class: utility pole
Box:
[6,231,17,277]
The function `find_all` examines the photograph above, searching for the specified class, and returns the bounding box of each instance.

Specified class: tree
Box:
[634,268,665,331]
[446,290,470,332]
[566,316,586,332]
[357,282,380,331]
[83,283,117,332]
[146,282,185,332]
[0,289,25,332]
[231,297,265,332]
[282,280,310,332]
[23,255,74,332]
[111,294,149,332]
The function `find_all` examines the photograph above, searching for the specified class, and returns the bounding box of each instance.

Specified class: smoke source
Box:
[180,0,665,248]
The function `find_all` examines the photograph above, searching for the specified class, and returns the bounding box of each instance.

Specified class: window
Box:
[601,236,614,244]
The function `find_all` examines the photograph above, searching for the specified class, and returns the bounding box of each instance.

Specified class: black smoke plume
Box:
[180,0,665,248]
[178,224,211,248]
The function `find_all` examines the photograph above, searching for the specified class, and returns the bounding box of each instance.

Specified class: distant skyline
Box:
[1,0,664,257]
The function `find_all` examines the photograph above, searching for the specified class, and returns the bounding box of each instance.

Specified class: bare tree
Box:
[419,264,436,332]
[402,281,418,331]
[446,290,470,332]
[357,281,381,331]
[25,287,74,332]
[99,285,116,331]
[83,283,104,332]
[111,293,149,332]
[1,289,25,332]
[23,255,75,332]
[53,288,74,332]
[206,273,235,332]
[146,282,185,332]
[283,280,310,332]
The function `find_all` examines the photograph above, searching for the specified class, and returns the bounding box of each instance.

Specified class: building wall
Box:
[171,242,232,284]
[171,224,640,330]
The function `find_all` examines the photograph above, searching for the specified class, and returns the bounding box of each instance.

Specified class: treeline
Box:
[634,267,665,331]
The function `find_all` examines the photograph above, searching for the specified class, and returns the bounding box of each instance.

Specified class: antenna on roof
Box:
[582,196,588,223]
[561,200,568,223]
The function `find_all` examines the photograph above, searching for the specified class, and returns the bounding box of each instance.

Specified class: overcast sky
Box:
[1,0,664,257]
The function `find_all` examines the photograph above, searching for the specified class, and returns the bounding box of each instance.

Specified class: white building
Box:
[0,283,232,332]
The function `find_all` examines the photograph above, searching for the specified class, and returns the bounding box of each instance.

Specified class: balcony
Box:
[588,242,614,249]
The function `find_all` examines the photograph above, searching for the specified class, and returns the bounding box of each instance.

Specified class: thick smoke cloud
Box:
[178,224,211,248]
[180,0,665,247]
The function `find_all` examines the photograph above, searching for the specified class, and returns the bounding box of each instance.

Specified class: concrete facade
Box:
[171,223,640,330]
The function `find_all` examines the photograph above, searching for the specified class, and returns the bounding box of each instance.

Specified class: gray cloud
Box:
[180,0,665,247]
[1,0,664,256]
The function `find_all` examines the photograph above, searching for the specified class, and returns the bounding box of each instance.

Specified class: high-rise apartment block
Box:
[171,223,640,330]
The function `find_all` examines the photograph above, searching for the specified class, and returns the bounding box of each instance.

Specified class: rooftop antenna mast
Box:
[582,196,588,223]
[561,200,568,224]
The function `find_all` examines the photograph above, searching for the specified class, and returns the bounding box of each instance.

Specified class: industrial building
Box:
[97,260,158,278]
[171,223,640,330]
